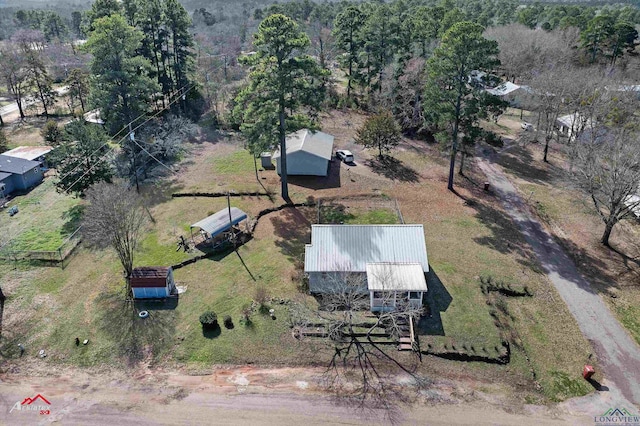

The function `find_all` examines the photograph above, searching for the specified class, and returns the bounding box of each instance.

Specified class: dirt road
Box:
[477,153,640,408]
[0,367,593,425]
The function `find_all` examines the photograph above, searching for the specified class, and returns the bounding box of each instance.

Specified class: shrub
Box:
[40,120,64,146]
[199,310,218,330]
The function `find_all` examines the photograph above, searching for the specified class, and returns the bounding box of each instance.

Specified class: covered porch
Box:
[366,263,427,312]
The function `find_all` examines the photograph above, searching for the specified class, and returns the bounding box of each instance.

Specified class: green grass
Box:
[209,150,256,175]
[345,208,398,224]
[321,206,399,225]
[0,180,81,253]
[617,305,640,346]
[9,228,66,251]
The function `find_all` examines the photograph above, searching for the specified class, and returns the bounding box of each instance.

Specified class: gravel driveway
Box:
[477,154,640,408]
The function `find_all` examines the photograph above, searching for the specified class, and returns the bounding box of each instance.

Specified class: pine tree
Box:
[333,6,365,99]
[84,15,159,134]
[424,21,501,191]
[237,14,327,200]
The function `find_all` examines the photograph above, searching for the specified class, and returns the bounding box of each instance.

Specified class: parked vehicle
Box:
[8,206,19,216]
[521,122,534,131]
[336,150,354,163]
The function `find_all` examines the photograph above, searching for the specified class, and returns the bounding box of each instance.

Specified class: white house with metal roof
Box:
[273,129,334,176]
[304,224,429,312]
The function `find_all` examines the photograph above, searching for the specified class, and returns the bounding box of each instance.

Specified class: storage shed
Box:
[273,129,334,176]
[130,267,176,299]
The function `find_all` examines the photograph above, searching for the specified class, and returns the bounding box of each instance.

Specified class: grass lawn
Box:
[0,179,82,252]
[0,111,598,403]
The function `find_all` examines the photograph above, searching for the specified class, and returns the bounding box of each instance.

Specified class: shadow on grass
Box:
[202,326,221,339]
[61,204,85,235]
[495,144,560,185]
[270,206,313,264]
[417,268,452,336]
[96,291,177,366]
[587,377,609,392]
[365,156,420,183]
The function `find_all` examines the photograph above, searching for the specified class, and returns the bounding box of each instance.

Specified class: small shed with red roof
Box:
[130,267,176,299]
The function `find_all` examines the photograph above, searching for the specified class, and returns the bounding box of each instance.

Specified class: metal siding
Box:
[304,225,429,272]
[0,174,16,196]
[17,167,43,190]
[275,151,328,176]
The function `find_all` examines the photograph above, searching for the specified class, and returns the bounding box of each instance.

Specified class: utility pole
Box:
[129,123,139,193]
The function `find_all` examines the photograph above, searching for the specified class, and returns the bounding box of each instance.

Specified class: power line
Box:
[57,82,198,193]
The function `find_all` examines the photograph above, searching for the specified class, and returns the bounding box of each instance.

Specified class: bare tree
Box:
[573,127,640,247]
[0,48,30,120]
[13,30,56,118]
[291,269,427,419]
[82,181,148,297]
[527,66,575,162]
[485,24,577,83]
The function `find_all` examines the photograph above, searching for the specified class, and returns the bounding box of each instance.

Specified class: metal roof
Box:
[83,109,105,125]
[273,129,334,161]
[190,207,248,237]
[0,155,40,175]
[304,225,429,273]
[2,146,53,162]
[130,267,171,288]
[557,113,593,129]
[486,81,521,96]
[0,172,11,181]
[366,263,428,292]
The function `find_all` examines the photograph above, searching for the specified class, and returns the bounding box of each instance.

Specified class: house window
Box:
[409,291,421,300]
[373,291,383,299]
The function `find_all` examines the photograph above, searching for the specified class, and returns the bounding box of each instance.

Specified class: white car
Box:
[521,122,534,131]
[336,150,354,163]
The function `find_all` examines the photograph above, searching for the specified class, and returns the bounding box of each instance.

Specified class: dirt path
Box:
[0,367,592,425]
[477,152,640,409]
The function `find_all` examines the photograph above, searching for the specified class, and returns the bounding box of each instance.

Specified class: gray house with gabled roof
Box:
[0,154,44,197]
[273,129,334,176]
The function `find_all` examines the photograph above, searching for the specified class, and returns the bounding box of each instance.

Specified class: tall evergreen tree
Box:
[84,15,159,134]
[333,6,365,99]
[164,0,194,99]
[424,22,501,191]
[53,120,112,195]
[237,14,326,200]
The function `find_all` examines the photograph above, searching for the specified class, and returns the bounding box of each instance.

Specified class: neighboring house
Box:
[2,146,53,168]
[273,129,334,176]
[130,267,176,299]
[486,82,532,108]
[556,113,593,140]
[304,224,429,312]
[83,109,105,125]
[0,154,44,197]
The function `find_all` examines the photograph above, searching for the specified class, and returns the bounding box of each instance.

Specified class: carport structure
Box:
[190,207,248,248]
